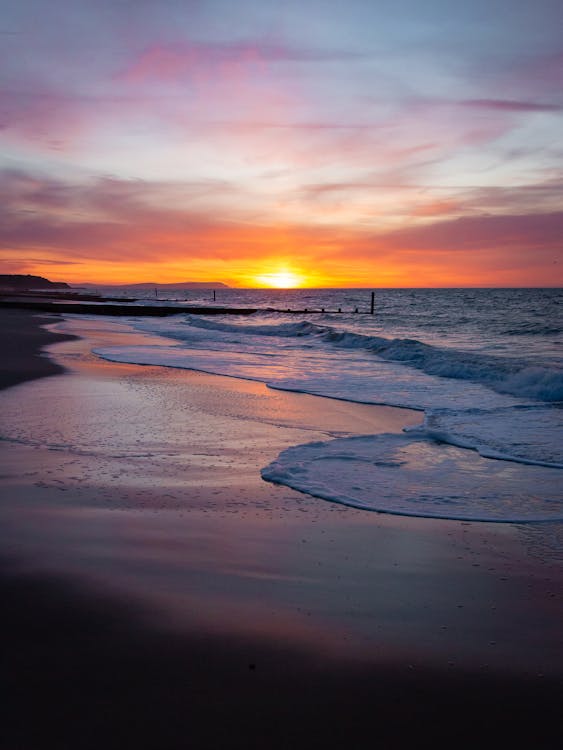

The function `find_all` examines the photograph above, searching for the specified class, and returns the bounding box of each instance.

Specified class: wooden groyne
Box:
[0,291,377,317]
[0,300,258,316]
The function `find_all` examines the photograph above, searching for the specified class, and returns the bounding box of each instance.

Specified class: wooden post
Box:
[370,291,375,314]
[213,290,216,301]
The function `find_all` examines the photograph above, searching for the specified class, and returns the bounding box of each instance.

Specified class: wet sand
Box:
[1,310,562,748]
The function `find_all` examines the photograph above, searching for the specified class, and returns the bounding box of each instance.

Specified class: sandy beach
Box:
[2,309,562,749]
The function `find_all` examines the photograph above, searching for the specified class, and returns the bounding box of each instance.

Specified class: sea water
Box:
[81,288,561,522]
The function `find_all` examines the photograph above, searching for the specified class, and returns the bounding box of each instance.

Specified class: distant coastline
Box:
[0,274,70,290]
[0,274,231,292]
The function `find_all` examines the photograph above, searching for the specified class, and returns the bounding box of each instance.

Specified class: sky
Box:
[1,0,562,287]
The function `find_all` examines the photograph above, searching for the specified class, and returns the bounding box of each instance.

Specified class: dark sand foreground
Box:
[0,309,76,389]
[1,310,562,749]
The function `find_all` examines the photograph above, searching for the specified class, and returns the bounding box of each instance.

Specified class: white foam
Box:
[261,433,563,523]
[407,406,563,468]
[93,341,521,412]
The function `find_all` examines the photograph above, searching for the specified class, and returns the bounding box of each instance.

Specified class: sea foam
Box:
[261,433,563,523]
[132,314,563,402]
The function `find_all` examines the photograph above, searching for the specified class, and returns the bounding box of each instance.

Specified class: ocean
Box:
[72,287,562,523]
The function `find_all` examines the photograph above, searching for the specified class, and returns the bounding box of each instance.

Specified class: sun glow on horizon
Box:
[252,269,306,288]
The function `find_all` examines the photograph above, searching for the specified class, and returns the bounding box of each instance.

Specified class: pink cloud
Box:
[0,86,162,150]
[513,51,563,99]
[411,200,461,217]
[119,40,362,83]
[0,89,87,145]
[466,50,563,106]
[458,99,562,112]
[0,170,244,261]
[380,211,563,252]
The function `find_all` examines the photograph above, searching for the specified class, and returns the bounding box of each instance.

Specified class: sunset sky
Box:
[1,0,562,287]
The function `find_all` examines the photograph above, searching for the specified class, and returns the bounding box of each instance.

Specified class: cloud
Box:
[0,89,86,144]
[119,40,363,83]
[508,51,563,99]
[369,211,563,253]
[463,49,563,107]
[459,178,563,216]
[0,255,80,276]
[2,168,561,287]
[0,169,246,259]
[410,200,462,217]
[1,256,79,265]
[458,99,562,112]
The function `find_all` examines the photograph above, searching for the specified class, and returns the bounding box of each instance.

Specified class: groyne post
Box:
[370,291,375,315]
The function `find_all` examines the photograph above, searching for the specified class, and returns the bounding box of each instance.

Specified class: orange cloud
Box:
[411,200,461,217]
[2,170,561,288]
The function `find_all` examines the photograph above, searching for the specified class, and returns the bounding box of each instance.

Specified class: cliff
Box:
[0,275,70,290]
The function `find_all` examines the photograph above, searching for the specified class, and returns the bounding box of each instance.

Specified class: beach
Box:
[2,309,562,749]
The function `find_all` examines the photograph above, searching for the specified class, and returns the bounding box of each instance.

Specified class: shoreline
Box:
[1,310,562,747]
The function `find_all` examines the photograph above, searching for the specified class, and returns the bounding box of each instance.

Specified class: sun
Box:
[253,269,305,288]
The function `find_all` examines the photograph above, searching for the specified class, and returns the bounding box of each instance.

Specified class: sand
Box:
[0,308,77,389]
[1,310,562,748]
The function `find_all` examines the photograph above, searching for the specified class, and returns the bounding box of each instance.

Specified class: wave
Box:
[321,330,563,402]
[171,315,563,403]
[501,324,562,336]
[406,405,563,469]
[183,316,318,337]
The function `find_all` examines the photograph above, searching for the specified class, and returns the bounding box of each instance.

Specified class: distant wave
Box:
[500,324,562,336]
[181,316,317,337]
